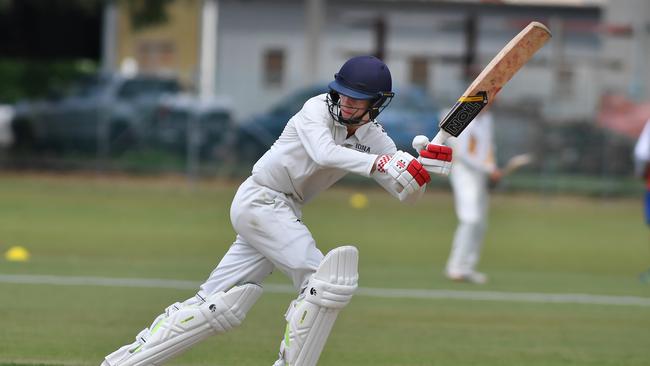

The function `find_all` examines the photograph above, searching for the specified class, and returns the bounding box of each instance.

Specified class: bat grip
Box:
[431,130,451,145]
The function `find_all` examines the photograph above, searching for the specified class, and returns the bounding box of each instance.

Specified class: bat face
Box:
[437,22,551,140]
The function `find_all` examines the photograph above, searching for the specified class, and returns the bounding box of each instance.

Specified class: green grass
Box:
[0,173,649,365]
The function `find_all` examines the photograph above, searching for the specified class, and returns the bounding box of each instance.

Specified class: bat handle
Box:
[431,130,451,145]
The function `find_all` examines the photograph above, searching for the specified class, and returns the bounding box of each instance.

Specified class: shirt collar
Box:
[348,120,374,141]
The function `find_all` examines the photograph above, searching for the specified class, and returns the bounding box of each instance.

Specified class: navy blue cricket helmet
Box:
[327,55,394,125]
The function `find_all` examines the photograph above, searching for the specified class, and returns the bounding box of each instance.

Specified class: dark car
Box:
[11,73,181,154]
[376,87,440,151]
[150,94,235,160]
[233,85,328,162]
[233,85,439,163]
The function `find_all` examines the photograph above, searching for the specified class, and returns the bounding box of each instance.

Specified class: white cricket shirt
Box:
[634,120,650,162]
[251,93,414,204]
[447,111,496,174]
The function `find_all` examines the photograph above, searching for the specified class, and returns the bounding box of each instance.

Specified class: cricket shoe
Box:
[445,271,488,284]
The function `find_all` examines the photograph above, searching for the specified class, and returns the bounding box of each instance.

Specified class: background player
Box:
[100,55,453,366]
[443,107,501,284]
[633,118,650,283]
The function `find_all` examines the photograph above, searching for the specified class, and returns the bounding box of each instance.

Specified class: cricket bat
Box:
[489,153,535,190]
[431,21,551,145]
[502,153,534,176]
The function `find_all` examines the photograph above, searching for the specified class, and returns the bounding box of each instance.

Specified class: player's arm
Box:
[484,115,501,182]
[414,133,501,175]
[486,144,502,184]
[294,100,376,176]
[453,146,491,173]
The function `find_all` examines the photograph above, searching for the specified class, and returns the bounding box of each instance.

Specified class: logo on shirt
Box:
[354,143,370,153]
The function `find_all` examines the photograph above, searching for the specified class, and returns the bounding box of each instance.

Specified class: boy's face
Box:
[339,95,370,122]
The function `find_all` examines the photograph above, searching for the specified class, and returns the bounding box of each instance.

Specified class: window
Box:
[264,49,285,87]
[409,56,428,88]
[137,40,175,73]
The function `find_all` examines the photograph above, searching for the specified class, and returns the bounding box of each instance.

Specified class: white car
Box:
[0,104,14,149]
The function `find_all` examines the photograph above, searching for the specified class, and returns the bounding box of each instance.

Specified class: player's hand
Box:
[375,151,431,194]
[490,169,503,184]
[412,135,453,176]
[488,169,503,189]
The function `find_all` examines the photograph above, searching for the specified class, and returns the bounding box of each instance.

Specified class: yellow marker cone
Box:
[5,246,30,262]
[349,193,369,209]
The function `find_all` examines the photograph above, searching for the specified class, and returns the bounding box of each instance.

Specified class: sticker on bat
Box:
[438,91,488,137]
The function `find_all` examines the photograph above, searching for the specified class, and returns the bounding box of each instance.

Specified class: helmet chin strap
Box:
[335,97,377,126]
[326,92,385,126]
[338,109,372,126]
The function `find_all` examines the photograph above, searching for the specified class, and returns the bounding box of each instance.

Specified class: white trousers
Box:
[198,177,324,299]
[446,163,489,275]
[100,177,325,366]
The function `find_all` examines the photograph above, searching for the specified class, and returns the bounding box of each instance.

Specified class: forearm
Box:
[455,155,492,174]
[295,117,376,177]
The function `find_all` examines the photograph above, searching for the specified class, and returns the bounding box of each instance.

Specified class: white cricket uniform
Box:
[634,120,650,176]
[445,111,496,276]
[634,120,650,225]
[197,93,424,298]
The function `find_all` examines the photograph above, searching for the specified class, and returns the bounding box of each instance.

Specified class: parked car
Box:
[233,85,328,162]
[233,85,439,162]
[11,73,181,154]
[0,104,14,149]
[376,87,440,151]
[150,94,235,160]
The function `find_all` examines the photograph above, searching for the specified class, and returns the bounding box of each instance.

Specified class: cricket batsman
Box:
[100,55,453,366]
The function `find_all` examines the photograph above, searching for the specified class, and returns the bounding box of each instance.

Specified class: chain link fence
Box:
[0,100,642,198]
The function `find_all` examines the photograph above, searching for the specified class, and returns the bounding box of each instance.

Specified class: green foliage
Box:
[0,59,97,103]
[125,0,175,31]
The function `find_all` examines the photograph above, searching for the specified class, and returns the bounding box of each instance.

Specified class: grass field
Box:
[1,173,649,366]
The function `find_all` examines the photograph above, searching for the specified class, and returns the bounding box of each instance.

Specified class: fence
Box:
[0,101,643,198]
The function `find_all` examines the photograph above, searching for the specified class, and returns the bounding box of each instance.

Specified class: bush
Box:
[0,58,97,102]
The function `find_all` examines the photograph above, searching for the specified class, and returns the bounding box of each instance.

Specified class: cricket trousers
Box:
[197,177,324,299]
[446,163,489,276]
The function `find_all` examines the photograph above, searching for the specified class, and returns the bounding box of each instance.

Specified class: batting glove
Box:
[376,150,431,194]
[412,135,453,176]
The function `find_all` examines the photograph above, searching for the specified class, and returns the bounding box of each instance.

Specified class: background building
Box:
[103,0,647,126]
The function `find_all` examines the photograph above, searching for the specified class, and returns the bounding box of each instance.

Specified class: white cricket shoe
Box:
[445,271,488,284]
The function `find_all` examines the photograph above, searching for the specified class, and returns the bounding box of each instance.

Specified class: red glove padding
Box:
[406,158,431,186]
[419,144,453,162]
[377,151,431,194]
[416,143,453,176]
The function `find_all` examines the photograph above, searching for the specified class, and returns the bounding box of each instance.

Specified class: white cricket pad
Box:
[101,283,262,366]
[276,245,359,366]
